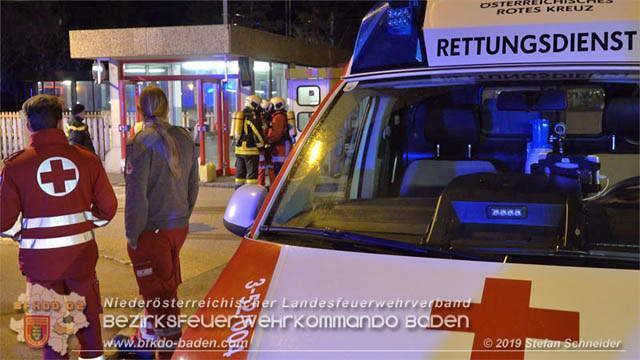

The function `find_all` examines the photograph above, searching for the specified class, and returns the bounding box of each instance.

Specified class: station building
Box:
[69,24,347,175]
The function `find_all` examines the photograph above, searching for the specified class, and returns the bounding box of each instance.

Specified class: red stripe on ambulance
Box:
[173,239,281,359]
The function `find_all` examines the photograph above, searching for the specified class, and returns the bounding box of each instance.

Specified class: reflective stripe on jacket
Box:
[0,128,117,279]
[235,108,265,156]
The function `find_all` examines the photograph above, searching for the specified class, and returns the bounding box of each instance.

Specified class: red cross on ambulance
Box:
[36,157,79,196]
[428,277,579,360]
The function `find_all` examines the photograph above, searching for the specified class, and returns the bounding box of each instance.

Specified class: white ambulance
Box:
[178,1,639,359]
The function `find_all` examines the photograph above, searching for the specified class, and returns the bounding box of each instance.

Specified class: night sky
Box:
[0,1,375,110]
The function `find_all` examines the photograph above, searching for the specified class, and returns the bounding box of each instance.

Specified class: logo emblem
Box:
[37,157,79,196]
[24,315,50,348]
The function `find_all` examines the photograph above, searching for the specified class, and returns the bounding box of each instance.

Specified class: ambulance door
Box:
[288,79,327,133]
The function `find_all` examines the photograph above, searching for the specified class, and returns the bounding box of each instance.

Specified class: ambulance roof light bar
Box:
[350,0,425,75]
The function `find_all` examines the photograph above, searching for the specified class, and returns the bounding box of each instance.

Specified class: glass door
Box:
[223,79,239,176]
[198,80,230,175]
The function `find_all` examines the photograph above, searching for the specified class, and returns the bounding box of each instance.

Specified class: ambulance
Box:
[177,1,639,358]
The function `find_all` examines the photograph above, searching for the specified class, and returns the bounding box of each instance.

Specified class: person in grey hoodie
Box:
[120,86,199,359]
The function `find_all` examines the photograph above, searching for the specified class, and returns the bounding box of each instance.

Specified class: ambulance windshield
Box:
[264,71,639,266]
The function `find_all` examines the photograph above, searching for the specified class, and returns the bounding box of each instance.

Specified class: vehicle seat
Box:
[399,100,497,197]
[603,97,639,141]
[399,159,496,197]
[593,154,639,187]
[597,97,640,185]
[424,102,479,148]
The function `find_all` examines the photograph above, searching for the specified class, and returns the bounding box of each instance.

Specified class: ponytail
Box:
[138,86,182,178]
[148,116,182,178]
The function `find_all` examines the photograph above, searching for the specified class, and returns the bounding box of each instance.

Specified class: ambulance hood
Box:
[175,238,639,359]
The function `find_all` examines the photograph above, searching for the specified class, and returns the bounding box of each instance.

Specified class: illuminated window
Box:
[297,112,313,132]
[253,61,269,99]
[297,86,321,106]
[93,83,110,110]
[271,63,288,98]
[76,81,94,110]
[180,61,239,75]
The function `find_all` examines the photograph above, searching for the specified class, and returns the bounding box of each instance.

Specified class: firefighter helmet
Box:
[260,99,273,112]
[245,95,262,110]
[269,96,286,111]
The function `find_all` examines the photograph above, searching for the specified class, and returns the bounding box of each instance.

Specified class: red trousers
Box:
[27,274,103,360]
[258,154,275,188]
[127,228,187,342]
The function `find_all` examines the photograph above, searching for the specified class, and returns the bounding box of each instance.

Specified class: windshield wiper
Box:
[259,225,481,260]
[462,247,639,267]
[468,246,637,258]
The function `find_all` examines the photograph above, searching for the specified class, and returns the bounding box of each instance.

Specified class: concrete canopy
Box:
[69,24,350,67]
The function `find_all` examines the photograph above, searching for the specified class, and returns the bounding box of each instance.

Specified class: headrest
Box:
[423,98,479,144]
[603,97,639,141]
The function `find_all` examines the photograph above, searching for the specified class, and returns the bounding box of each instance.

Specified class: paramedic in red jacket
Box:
[0,94,117,360]
[122,86,199,359]
[267,97,293,176]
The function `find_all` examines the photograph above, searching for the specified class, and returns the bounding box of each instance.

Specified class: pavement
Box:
[0,183,240,359]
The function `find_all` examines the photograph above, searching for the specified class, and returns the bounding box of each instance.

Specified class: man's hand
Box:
[127,237,138,250]
[1,215,22,242]
[0,231,21,242]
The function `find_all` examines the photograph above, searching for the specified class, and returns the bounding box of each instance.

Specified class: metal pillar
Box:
[118,80,127,162]
[197,79,206,165]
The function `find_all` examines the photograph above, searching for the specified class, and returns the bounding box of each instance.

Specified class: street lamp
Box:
[92,60,106,84]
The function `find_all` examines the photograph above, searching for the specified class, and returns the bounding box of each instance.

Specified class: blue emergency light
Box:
[351,1,425,74]
[386,7,412,35]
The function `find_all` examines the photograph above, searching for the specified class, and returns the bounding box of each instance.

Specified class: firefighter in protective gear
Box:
[0,94,117,360]
[258,99,276,188]
[267,96,293,177]
[287,109,297,143]
[260,99,273,115]
[234,95,265,189]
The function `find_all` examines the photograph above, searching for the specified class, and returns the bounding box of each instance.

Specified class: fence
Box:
[0,112,24,159]
[1,110,223,163]
[0,111,110,162]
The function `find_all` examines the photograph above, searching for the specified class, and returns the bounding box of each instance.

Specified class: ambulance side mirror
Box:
[223,184,268,237]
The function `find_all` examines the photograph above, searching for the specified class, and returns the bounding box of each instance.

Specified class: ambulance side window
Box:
[297,112,313,132]
[297,86,321,106]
